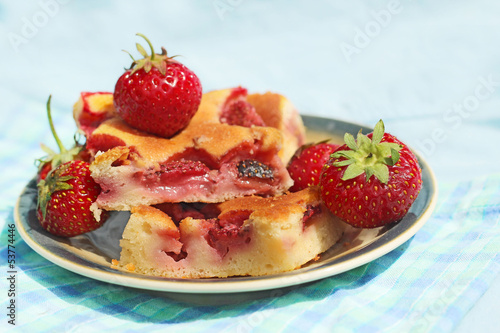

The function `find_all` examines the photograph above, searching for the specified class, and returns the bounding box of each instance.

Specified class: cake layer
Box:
[114,187,346,278]
[87,88,302,209]
[90,145,292,210]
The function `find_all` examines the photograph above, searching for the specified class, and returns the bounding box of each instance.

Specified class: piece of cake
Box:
[73,87,305,163]
[85,88,305,210]
[114,186,346,278]
[246,90,306,163]
[73,92,117,137]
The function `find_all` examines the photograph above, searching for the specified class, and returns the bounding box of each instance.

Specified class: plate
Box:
[15,116,437,295]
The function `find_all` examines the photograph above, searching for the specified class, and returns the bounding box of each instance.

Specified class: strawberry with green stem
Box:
[320,120,422,228]
[114,33,202,138]
[37,160,107,237]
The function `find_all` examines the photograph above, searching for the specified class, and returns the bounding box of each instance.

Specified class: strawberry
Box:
[287,142,340,192]
[36,95,86,182]
[113,33,202,138]
[320,120,422,228]
[37,160,107,237]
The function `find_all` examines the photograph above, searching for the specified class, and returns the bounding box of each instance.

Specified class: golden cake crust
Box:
[90,89,284,166]
[247,91,306,162]
[217,186,320,222]
[130,205,178,234]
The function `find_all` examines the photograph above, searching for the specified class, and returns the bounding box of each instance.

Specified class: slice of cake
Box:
[85,88,305,210]
[73,92,117,137]
[114,186,346,278]
[73,87,305,163]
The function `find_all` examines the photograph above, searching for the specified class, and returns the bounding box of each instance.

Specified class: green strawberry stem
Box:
[332,120,402,184]
[125,33,176,76]
[46,95,66,154]
[36,95,82,176]
[136,33,156,61]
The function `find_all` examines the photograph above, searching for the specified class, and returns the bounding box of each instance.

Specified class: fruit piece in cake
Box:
[320,120,422,228]
[220,86,266,127]
[87,88,296,210]
[113,33,202,138]
[245,88,306,163]
[287,141,340,192]
[73,92,116,137]
[36,95,86,183]
[37,160,107,237]
[115,186,346,278]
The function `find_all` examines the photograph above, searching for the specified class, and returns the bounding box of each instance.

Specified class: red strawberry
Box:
[37,160,107,237]
[320,120,422,228]
[287,142,340,192]
[113,33,202,138]
[36,95,86,182]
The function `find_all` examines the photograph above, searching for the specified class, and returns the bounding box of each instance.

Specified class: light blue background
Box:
[1,1,499,332]
[2,0,500,183]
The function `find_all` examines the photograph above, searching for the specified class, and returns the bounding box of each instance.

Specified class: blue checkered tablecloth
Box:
[1,1,499,332]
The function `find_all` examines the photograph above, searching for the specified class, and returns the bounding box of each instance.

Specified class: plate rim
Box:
[14,115,438,294]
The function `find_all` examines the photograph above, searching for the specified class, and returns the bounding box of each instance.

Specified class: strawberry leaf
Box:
[136,43,148,58]
[334,159,354,167]
[332,150,357,163]
[371,163,389,184]
[365,166,375,182]
[123,50,136,63]
[37,173,74,220]
[384,148,400,166]
[344,133,357,150]
[158,61,167,76]
[342,164,365,181]
[372,119,384,145]
[334,120,402,184]
[356,131,371,149]
[40,143,57,156]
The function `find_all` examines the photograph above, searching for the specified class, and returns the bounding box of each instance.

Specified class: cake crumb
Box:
[125,263,136,272]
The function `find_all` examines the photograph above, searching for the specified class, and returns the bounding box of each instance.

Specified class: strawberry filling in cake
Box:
[219,86,266,127]
[91,143,291,210]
